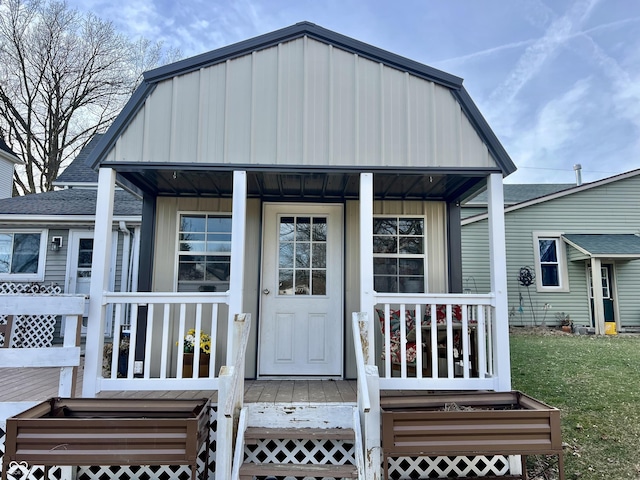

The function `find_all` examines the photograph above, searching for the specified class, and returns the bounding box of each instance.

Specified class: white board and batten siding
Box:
[344,199,448,378]
[152,196,450,379]
[104,37,498,170]
[462,174,640,328]
[153,197,262,377]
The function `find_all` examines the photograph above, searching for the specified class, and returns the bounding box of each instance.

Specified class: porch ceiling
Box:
[114,166,489,202]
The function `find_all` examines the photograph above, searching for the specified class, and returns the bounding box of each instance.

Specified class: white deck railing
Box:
[374,293,496,391]
[219,313,251,480]
[99,291,230,391]
[352,312,381,480]
[0,294,85,398]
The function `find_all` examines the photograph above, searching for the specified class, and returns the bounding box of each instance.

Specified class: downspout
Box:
[119,221,131,294]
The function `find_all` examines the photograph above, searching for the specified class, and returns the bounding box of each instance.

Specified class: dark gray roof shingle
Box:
[0,188,141,216]
[563,234,640,256]
[465,184,575,205]
[54,135,102,185]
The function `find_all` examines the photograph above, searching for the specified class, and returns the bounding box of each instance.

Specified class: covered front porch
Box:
[65,165,513,478]
[83,167,510,395]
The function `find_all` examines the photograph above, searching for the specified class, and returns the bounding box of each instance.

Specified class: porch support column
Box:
[487,173,511,391]
[82,167,115,397]
[590,257,605,335]
[227,170,247,364]
[359,173,375,364]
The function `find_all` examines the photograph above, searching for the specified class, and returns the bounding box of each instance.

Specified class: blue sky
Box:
[68,0,640,184]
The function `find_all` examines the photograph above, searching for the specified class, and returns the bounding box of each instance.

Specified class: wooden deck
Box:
[0,366,357,404]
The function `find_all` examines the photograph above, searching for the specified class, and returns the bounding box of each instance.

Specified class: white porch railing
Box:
[99,291,230,391]
[352,312,381,480]
[374,293,496,391]
[0,294,85,397]
[219,313,251,480]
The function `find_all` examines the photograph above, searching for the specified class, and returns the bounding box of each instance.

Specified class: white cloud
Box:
[506,78,592,180]
[490,0,599,106]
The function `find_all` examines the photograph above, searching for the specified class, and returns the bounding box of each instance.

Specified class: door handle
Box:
[262,289,270,295]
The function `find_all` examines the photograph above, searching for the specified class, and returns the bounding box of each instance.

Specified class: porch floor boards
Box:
[0,366,358,404]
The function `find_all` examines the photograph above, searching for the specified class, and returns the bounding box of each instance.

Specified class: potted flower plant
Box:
[179,329,211,377]
[556,312,572,333]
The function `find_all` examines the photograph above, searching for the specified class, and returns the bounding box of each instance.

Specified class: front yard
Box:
[510,329,640,479]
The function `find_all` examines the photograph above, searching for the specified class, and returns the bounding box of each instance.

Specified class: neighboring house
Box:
[0,136,142,340]
[0,138,22,199]
[462,170,640,335]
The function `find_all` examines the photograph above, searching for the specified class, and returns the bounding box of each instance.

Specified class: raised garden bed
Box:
[2,397,210,480]
[381,390,564,480]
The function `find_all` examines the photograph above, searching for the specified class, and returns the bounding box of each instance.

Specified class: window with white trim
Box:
[533,233,569,292]
[373,216,426,293]
[177,214,231,292]
[0,230,47,281]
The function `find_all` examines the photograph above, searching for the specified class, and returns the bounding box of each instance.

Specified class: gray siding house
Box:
[462,170,640,334]
[0,136,141,339]
[0,139,21,200]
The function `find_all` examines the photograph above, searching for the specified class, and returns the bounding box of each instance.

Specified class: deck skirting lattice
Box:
[387,454,510,479]
[245,438,356,466]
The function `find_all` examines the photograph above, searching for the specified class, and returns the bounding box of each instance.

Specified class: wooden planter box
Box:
[381,391,564,479]
[2,397,210,480]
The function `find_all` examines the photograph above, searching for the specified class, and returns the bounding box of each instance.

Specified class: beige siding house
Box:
[76,23,521,479]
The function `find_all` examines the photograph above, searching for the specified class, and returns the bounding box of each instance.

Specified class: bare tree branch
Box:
[0,0,182,194]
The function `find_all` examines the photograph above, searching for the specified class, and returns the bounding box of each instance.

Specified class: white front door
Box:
[66,230,115,336]
[258,203,343,377]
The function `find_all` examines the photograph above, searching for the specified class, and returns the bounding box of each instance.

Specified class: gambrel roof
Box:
[86,22,515,200]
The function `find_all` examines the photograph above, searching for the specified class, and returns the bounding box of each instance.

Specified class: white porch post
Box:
[82,167,116,397]
[359,173,375,364]
[590,257,605,335]
[227,170,247,364]
[488,173,511,391]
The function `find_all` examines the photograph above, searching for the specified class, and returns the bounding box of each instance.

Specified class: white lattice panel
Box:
[388,454,510,479]
[244,438,356,466]
[0,283,62,348]
[243,438,356,480]
[0,283,62,295]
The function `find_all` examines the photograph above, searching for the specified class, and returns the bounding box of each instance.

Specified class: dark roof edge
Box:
[105,160,501,176]
[86,83,157,170]
[452,87,517,176]
[144,21,464,89]
[0,139,22,165]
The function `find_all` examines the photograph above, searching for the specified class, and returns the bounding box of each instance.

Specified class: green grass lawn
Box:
[510,330,640,479]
